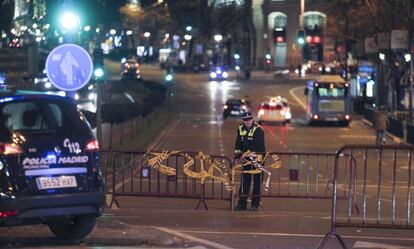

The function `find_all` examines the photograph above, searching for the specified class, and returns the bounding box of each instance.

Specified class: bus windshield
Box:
[317,87,346,97]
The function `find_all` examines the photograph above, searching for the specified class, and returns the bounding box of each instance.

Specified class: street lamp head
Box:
[60,12,80,30]
[186,26,192,32]
[109,29,116,35]
[214,34,223,42]
[126,30,133,36]
[144,32,151,38]
[379,52,386,61]
[404,53,411,63]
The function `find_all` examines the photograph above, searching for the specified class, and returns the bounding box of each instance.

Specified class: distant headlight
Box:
[210,72,217,79]
[88,93,96,100]
[222,72,228,78]
[34,77,47,84]
[45,82,52,88]
[75,93,80,100]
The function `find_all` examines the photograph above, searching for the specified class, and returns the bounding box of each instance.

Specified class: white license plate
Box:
[36,176,77,190]
[231,111,239,115]
[326,117,338,121]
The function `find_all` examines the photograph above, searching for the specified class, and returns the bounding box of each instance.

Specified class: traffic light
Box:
[273,28,286,43]
[297,30,305,45]
[305,27,322,44]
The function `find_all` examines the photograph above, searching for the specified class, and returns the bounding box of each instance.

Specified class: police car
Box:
[0,91,105,240]
[209,67,228,81]
[257,96,292,125]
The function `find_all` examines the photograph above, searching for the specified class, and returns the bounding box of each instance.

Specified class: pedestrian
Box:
[233,112,265,211]
[373,105,389,146]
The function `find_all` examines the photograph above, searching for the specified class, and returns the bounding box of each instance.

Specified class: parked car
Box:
[0,91,105,240]
[33,71,66,97]
[75,83,96,104]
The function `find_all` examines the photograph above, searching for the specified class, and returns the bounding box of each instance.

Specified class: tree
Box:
[0,0,14,36]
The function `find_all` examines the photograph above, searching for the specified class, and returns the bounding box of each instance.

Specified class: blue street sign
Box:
[45,44,93,91]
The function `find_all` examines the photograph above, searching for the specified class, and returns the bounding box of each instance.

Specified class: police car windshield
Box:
[0,99,89,136]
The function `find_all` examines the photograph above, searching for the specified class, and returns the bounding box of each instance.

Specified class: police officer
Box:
[234,112,265,211]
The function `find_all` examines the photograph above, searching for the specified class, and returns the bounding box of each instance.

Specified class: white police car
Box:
[0,90,105,240]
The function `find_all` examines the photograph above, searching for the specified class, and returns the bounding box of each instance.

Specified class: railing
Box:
[101,150,233,209]
[317,144,414,249]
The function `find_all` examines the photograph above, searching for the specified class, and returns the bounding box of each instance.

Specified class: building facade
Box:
[259,0,331,69]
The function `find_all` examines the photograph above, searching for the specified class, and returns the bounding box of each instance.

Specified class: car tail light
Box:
[258,109,265,116]
[85,140,99,151]
[242,105,247,110]
[345,114,351,120]
[224,105,228,110]
[313,114,319,120]
[0,211,17,218]
[0,143,22,155]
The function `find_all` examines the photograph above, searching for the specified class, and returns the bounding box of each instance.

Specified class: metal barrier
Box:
[231,152,353,210]
[317,144,414,249]
[101,150,233,209]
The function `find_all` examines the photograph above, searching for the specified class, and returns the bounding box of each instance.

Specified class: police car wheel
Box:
[48,215,97,241]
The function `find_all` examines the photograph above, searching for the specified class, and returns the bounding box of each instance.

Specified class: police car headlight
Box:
[75,93,80,100]
[210,72,217,79]
[222,72,228,78]
[88,93,96,100]
[45,82,52,89]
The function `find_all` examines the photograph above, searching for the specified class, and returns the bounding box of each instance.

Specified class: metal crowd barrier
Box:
[317,144,414,249]
[231,152,354,210]
[100,150,233,209]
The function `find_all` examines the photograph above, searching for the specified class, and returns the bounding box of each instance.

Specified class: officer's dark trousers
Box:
[238,167,262,208]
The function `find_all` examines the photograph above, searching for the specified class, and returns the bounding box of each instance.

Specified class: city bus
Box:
[304,75,353,126]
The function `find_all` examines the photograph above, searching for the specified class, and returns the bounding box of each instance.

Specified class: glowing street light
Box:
[84,26,91,32]
[214,34,223,42]
[144,32,151,38]
[379,52,386,61]
[405,53,412,63]
[184,34,192,41]
[109,29,116,35]
[186,26,192,32]
[126,30,133,36]
[60,12,80,30]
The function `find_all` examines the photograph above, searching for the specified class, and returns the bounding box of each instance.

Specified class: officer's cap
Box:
[242,112,253,121]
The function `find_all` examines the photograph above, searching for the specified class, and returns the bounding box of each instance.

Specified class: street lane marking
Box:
[354,241,411,248]
[155,227,235,249]
[177,230,414,242]
[289,86,307,111]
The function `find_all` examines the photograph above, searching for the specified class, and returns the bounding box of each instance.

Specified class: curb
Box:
[361,118,410,145]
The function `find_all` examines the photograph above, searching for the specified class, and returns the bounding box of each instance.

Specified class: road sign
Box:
[45,44,93,91]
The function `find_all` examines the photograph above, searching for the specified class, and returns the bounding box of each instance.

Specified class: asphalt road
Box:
[102,67,414,249]
[3,63,413,249]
